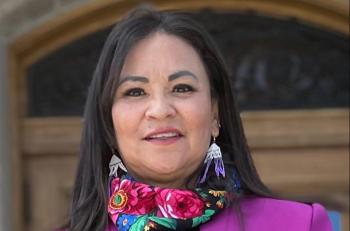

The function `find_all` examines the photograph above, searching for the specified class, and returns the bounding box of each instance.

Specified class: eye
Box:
[124,88,146,97]
[173,84,194,93]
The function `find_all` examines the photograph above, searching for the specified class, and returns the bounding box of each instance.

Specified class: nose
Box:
[145,94,176,120]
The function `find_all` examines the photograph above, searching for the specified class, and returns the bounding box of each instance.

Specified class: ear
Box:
[211,100,220,137]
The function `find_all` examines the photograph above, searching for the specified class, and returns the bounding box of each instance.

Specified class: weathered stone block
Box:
[0,0,55,37]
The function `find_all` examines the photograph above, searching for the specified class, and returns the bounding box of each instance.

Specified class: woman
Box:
[65,7,332,231]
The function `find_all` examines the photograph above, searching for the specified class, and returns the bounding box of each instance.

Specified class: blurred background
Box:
[0,0,348,231]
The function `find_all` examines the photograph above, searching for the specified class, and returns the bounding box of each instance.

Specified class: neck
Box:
[128,171,200,189]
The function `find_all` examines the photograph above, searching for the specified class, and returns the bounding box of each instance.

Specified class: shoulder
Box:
[239,196,332,231]
[201,196,332,231]
[241,196,316,215]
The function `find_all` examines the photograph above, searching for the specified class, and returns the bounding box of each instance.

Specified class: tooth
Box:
[149,132,178,138]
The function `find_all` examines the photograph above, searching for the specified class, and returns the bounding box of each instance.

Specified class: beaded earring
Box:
[199,136,226,183]
[109,154,127,177]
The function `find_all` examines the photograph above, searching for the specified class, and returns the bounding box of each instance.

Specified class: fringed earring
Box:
[199,136,226,183]
[109,152,127,177]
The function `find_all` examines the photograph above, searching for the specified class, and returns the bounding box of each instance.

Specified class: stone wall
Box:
[0,1,93,230]
[0,0,94,39]
[0,36,11,231]
[1,0,348,39]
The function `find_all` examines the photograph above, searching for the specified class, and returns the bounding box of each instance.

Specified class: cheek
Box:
[111,102,143,144]
[180,96,213,147]
[188,94,213,128]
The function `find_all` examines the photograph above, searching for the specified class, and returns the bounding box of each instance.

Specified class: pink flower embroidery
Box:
[108,178,156,223]
[155,188,204,219]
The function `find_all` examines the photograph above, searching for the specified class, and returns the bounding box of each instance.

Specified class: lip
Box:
[143,127,183,145]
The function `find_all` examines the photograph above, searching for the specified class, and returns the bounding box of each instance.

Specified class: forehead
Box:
[120,32,207,78]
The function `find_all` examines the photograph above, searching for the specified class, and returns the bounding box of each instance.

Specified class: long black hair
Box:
[67,7,271,231]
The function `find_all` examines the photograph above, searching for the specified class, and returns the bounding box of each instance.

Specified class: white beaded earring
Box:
[109,154,127,177]
[199,120,225,183]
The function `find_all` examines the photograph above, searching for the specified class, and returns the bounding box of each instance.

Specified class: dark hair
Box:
[67,7,271,231]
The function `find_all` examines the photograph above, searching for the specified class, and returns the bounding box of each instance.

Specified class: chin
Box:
[146,164,184,176]
[152,165,181,175]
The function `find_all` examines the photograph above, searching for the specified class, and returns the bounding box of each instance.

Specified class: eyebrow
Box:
[169,70,198,81]
[118,76,149,85]
[119,70,198,85]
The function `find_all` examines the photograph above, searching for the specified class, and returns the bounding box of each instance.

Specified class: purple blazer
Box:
[201,197,332,231]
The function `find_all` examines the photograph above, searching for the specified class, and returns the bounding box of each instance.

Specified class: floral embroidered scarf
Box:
[107,175,229,231]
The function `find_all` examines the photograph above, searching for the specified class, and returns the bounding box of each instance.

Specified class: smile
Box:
[146,132,181,139]
[144,128,183,144]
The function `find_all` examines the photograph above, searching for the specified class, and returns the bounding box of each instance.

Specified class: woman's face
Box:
[112,32,219,188]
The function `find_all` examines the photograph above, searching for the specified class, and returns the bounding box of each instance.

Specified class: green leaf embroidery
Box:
[192,209,215,227]
[149,217,176,229]
[198,191,208,199]
[129,215,149,231]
